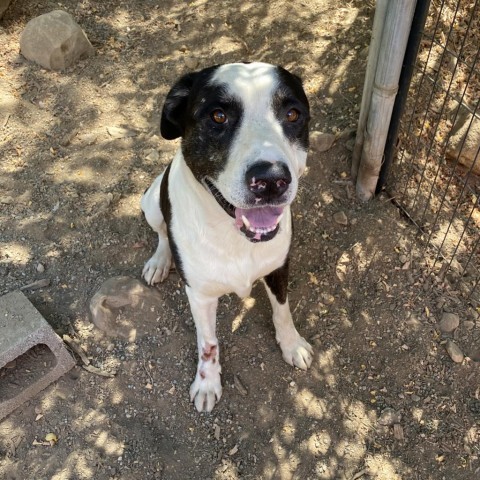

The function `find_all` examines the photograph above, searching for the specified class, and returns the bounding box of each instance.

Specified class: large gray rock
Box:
[0,0,12,19]
[447,106,480,175]
[20,10,94,70]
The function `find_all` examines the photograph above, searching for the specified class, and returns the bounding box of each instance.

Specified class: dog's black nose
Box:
[245,161,292,200]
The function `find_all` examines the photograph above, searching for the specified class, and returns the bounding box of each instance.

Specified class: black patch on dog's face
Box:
[272,67,310,151]
[160,67,244,183]
[181,85,244,182]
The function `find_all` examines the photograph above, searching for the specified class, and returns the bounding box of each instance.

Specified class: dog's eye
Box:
[211,109,227,124]
[286,108,300,122]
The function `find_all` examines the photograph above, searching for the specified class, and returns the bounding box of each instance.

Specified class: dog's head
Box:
[161,62,310,242]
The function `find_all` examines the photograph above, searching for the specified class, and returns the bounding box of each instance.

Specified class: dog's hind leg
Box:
[263,260,313,370]
[141,173,172,285]
[186,287,222,412]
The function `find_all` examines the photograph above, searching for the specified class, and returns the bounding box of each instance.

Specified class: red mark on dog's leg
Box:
[200,370,206,379]
[201,344,217,361]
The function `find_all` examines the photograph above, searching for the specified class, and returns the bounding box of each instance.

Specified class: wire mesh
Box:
[388,0,480,307]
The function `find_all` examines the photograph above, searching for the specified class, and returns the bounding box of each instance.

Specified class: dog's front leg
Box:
[264,261,313,370]
[186,287,222,412]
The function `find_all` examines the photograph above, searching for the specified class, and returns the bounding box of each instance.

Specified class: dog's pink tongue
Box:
[235,206,284,229]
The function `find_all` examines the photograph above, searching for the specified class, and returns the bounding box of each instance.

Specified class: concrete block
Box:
[0,291,75,421]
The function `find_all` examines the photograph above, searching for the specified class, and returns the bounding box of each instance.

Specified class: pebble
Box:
[107,126,138,139]
[321,293,335,305]
[310,131,336,152]
[378,407,401,426]
[438,312,460,333]
[36,263,45,273]
[184,57,199,69]
[445,340,464,363]
[463,321,475,331]
[146,149,159,162]
[333,211,348,226]
[469,349,480,362]
[0,195,14,205]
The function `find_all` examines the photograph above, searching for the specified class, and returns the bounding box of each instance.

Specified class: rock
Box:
[89,276,160,339]
[107,126,138,139]
[333,211,348,226]
[36,263,45,273]
[0,195,14,205]
[77,133,97,146]
[345,138,355,152]
[446,105,480,175]
[310,131,336,152]
[438,312,460,333]
[320,293,335,305]
[20,10,94,71]
[469,349,480,362]
[463,320,475,330]
[445,340,464,363]
[184,57,199,69]
[378,407,401,426]
[145,149,159,162]
[0,0,12,19]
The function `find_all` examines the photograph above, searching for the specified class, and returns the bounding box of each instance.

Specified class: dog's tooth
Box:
[241,215,251,229]
[276,213,284,225]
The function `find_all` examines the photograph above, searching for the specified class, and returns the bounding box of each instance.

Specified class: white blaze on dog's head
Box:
[160,62,310,243]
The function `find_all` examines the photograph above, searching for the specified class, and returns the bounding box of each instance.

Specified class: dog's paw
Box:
[142,252,171,285]
[189,369,222,413]
[279,334,313,370]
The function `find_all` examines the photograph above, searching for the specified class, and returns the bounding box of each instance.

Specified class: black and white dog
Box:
[141,62,313,412]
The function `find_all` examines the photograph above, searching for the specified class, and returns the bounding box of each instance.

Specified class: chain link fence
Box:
[387,0,480,306]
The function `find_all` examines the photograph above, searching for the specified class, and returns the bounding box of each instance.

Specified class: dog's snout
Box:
[246,161,292,199]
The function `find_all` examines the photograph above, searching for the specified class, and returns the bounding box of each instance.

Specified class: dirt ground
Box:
[1,1,479,479]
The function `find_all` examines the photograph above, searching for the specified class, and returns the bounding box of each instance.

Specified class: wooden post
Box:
[351,0,389,180]
[355,0,417,201]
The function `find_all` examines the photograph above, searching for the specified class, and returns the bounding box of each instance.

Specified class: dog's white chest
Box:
[168,157,291,298]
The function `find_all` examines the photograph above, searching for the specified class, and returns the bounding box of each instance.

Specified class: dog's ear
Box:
[160,72,196,140]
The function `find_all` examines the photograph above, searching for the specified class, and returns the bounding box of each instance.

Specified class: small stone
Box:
[438,312,460,333]
[107,126,139,139]
[469,349,480,362]
[310,131,336,152]
[333,211,348,226]
[378,407,401,426]
[184,57,199,69]
[445,340,464,363]
[36,263,45,273]
[0,195,14,205]
[145,149,159,162]
[345,138,355,151]
[320,293,335,305]
[463,321,475,331]
[20,10,94,70]
[77,133,98,146]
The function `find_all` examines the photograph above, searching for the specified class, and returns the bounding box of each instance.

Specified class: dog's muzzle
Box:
[204,178,284,243]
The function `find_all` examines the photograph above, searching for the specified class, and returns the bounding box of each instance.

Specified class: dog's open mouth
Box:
[204,178,283,242]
